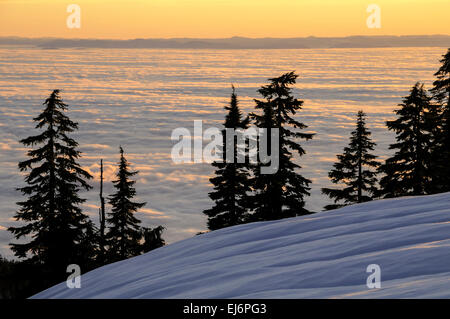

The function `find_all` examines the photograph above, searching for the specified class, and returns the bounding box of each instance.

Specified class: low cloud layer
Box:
[0,46,443,259]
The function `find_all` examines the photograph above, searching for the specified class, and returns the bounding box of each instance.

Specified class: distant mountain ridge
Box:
[1,35,450,49]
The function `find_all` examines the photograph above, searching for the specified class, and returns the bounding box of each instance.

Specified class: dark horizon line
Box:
[1,34,450,50]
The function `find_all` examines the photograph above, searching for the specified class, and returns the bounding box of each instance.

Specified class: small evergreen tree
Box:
[322,111,379,210]
[141,226,165,253]
[77,219,100,270]
[106,147,146,262]
[8,90,93,279]
[203,86,252,230]
[249,72,314,221]
[378,83,434,198]
[430,48,450,192]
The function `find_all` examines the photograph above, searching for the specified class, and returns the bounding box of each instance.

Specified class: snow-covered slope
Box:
[33,193,450,299]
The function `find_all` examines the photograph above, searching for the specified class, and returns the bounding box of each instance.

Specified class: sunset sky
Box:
[0,0,449,39]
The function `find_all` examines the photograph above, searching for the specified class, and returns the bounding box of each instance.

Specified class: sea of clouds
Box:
[0,46,443,259]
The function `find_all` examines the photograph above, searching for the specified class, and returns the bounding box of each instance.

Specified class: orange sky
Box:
[0,0,449,39]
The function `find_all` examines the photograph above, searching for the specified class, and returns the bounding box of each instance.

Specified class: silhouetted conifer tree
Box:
[106,147,146,262]
[249,72,314,221]
[141,226,165,253]
[430,48,450,192]
[78,219,100,270]
[203,86,252,230]
[8,90,93,279]
[322,111,379,210]
[378,83,434,197]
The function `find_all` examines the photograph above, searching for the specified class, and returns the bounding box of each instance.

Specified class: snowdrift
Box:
[33,192,450,298]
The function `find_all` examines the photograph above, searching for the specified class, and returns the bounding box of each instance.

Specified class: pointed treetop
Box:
[268,71,298,85]
[44,89,67,109]
[434,48,450,77]
[357,110,365,118]
[259,71,299,99]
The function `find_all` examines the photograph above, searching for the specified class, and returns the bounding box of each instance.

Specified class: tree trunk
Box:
[99,159,106,260]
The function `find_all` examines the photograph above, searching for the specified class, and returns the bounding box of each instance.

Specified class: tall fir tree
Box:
[430,48,450,192]
[8,90,93,279]
[106,146,146,262]
[249,72,314,221]
[322,111,379,210]
[378,83,434,198]
[203,86,252,230]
